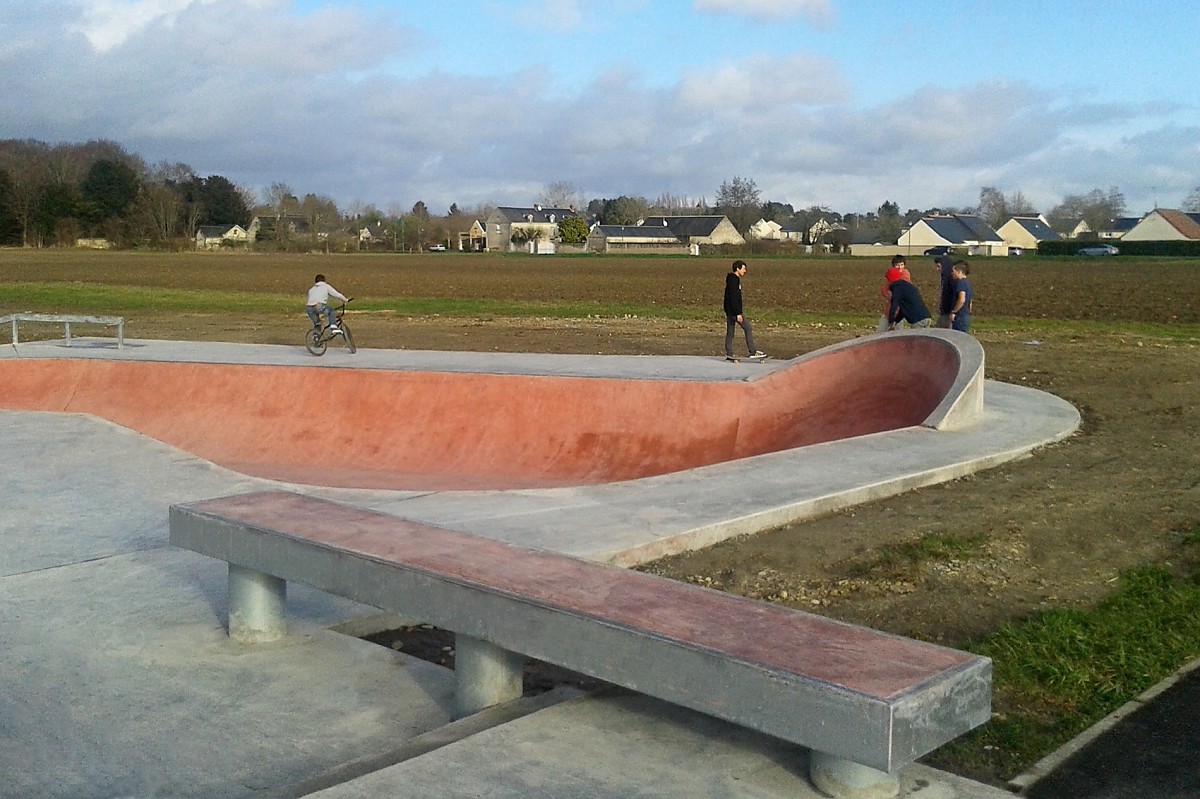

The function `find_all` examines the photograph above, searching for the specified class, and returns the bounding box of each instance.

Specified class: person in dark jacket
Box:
[885,266,932,330]
[723,260,765,360]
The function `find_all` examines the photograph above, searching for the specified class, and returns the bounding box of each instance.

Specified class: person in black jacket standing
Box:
[885,266,932,330]
[724,260,765,360]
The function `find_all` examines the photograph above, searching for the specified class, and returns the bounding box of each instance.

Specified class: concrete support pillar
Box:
[809,750,899,799]
[453,634,524,719]
[227,564,286,643]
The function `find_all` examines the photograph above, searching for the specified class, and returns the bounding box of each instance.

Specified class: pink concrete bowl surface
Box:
[0,331,983,491]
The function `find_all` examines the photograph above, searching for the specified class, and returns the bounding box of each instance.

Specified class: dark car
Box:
[1077,244,1119,256]
[923,246,952,256]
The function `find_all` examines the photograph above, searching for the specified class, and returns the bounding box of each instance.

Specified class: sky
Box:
[2,0,1198,218]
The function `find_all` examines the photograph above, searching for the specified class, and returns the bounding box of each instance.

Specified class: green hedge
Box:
[1039,239,1200,257]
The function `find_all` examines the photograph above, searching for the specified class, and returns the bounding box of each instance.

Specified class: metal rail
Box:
[1,313,124,349]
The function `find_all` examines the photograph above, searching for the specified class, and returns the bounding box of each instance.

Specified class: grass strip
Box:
[926,547,1200,780]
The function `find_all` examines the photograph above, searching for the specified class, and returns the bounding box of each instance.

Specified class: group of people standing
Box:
[876,253,972,333]
[724,253,974,361]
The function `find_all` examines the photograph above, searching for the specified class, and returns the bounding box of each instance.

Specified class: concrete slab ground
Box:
[0,337,1078,798]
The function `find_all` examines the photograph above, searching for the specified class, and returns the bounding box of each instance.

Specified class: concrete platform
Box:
[0,337,1078,798]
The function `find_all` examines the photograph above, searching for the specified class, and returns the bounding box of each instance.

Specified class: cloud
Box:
[694,0,834,26]
[2,3,1193,216]
[70,0,221,52]
[677,52,849,113]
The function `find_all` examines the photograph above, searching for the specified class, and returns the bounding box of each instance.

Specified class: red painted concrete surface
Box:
[0,336,959,490]
[186,490,979,699]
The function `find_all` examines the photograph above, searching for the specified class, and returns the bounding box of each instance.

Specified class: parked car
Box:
[428,244,447,252]
[1077,244,1119,256]
[1008,247,1025,256]
[923,245,952,256]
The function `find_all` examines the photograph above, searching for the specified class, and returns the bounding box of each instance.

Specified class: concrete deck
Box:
[0,336,1078,798]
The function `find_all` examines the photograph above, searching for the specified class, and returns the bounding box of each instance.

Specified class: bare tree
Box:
[715,176,761,233]
[538,181,583,210]
[979,186,1040,229]
[1182,187,1200,212]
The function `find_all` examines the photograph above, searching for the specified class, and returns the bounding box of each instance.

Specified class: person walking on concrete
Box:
[949,260,973,333]
[885,266,932,330]
[724,260,765,360]
[306,274,349,331]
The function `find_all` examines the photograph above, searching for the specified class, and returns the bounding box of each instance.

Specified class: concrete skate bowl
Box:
[0,332,982,491]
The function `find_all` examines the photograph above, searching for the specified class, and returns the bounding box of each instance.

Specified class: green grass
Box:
[926,537,1200,780]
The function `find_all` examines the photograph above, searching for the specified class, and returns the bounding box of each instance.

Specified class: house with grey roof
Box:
[996,215,1060,253]
[1070,217,1140,240]
[247,215,312,243]
[898,214,1004,255]
[485,205,582,253]
[640,216,745,247]
[586,225,691,254]
[195,224,248,250]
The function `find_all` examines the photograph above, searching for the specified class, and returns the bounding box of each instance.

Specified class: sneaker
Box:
[749,351,766,359]
[328,324,340,332]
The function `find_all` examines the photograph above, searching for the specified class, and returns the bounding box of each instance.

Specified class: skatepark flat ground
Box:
[1,337,1082,798]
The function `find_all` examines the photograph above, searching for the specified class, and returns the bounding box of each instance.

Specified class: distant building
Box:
[586,225,691,254]
[898,214,1004,255]
[1120,209,1200,242]
[747,218,783,240]
[1070,217,1140,240]
[195,225,248,250]
[640,216,745,247]
[996,215,1060,252]
[486,205,582,252]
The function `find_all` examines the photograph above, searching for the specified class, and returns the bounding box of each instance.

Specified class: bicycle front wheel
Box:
[305,327,327,356]
[340,322,356,354]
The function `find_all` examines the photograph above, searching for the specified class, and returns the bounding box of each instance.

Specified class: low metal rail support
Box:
[2,314,125,349]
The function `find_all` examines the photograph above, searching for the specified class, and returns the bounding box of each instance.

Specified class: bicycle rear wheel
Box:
[340,322,356,354]
[305,327,327,356]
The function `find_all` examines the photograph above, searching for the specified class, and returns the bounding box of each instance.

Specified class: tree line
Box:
[3,138,1196,251]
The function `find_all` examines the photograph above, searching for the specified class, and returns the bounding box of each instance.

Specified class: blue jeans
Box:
[306,304,335,328]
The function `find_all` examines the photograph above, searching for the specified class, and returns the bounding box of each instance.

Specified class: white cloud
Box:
[70,0,220,51]
[677,52,849,113]
[2,2,1194,215]
[694,0,834,26]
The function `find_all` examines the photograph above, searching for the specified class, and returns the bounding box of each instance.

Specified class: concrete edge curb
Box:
[1006,655,1200,793]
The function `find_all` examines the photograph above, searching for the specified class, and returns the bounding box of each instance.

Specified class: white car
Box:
[428,244,447,252]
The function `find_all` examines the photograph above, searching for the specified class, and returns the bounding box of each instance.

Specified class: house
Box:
[485,205,582,253]
[194,224,248,250]
[586,225,691,255]
[780,216,845,248]
[640,216,745,247]
[996,215,1060,252]
[898,214,1004,255]
[457,220,487,251]
[1070,217,1140,240]
[747,218,783,240]
[247,215,312,243]
[356,222,390,250]
[1120,209,1200,242]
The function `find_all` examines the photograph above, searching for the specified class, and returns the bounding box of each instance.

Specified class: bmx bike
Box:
[305,301,356,356]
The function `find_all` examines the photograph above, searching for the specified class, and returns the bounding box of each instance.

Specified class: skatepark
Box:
[1,331,1092,798]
